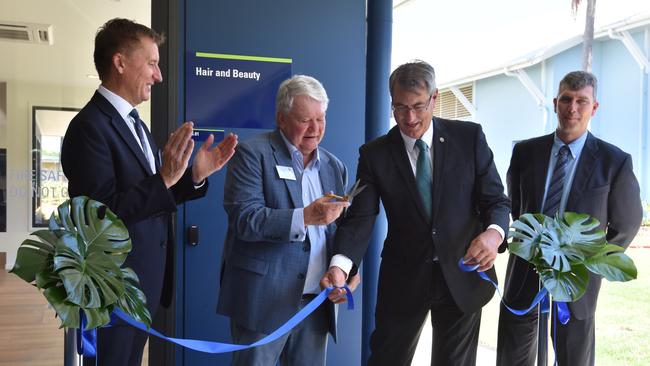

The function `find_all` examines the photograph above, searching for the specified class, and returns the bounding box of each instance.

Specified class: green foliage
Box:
[10,196,151,330]
[509,212,637,302]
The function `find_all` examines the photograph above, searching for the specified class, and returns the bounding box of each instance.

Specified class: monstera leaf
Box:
[584,244,637,281]
[509,213,546,261]
[10,196,151,330]
[509,212,637,302]
[538,264,589,302]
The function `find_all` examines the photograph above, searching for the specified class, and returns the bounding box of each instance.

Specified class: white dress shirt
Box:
[97,85,156,174]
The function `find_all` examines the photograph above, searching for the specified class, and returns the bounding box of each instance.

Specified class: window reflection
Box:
[31,107,78,227]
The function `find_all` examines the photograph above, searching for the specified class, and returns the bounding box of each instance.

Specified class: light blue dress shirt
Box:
[541,131,589,215]
[279,132,327,295]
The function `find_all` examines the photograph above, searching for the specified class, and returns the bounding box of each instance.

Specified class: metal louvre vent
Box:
[0,28,30,40]
[434,84,473,120]
[0,21,53,45]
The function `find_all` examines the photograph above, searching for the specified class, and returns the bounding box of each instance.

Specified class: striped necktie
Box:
[543,145,570,217]
[129,109,150,163]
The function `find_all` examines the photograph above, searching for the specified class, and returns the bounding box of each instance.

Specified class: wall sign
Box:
[185,52,292,140]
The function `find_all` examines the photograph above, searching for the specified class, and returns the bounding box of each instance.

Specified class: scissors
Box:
[324,179,367,216]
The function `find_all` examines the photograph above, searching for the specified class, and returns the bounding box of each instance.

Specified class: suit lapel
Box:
[532,134,554,210]
[318,152,337,196]
[567,132,598,210]
[387,126,430,223]
[270,130,302,208]
[93,92,154,175]
[431,118,446,221]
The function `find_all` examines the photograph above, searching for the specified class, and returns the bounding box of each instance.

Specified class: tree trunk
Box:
[582,0,596,71]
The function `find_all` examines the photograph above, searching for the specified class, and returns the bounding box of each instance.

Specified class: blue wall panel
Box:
[475,71,544,180]
[179,1,366,365]
[598,37,642,162]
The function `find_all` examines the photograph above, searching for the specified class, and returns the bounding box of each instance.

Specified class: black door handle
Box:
[188,225,199,246]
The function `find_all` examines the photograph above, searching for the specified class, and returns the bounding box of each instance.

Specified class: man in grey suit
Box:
[497,71,643,365]
[217,75,358,366]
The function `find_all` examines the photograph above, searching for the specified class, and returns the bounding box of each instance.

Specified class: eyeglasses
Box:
[391,94,433,115]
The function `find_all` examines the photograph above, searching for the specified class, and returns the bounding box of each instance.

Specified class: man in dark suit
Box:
[218,75,358,366]
[61,18,237,366]
[320,60,510,365]
[497,71,643,366]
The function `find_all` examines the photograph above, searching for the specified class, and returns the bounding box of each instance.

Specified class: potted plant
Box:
[10,196,151,330]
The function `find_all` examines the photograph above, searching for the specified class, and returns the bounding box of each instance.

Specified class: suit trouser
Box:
[83,323,149,366]
[497,303,595,366]
[368,262,482,366]
[230,295,329,366]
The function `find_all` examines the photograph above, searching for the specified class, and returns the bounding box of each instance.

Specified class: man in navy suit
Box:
[217,75,358,366]
[61,18,237,366]
[497,71,643,365]
[321,60,511,365]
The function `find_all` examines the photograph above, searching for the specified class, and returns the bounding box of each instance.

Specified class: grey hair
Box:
[558,71,598,99]
[389,60,437,96]
[276,75,329,115]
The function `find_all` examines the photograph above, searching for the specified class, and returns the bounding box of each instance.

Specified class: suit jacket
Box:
[61,91,207,314]
[217,130,348,337]
[503,132,642,319]
[334,118,510,315]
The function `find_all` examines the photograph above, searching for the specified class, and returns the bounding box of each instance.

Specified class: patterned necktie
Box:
[128,109,150,164]
[543,145,570,217]
[415,139,433,218]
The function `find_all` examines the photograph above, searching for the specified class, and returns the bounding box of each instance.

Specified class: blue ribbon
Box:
[555,301,570,325]
[78,285,352,356]
[457,258,570,322]
[458,259,571,366]
[77,311,97,357]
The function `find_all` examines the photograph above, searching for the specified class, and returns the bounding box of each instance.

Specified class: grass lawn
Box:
[595,246,650,365]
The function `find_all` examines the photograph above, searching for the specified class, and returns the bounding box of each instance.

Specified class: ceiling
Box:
[0,0,149,89]
[0,0,413,90]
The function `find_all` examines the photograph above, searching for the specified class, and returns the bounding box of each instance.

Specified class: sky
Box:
[392,0,650,84]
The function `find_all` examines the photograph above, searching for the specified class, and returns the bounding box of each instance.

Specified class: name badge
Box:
[276,165,296,181]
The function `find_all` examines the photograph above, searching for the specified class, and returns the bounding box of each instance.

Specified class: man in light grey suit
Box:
[217,75,358,366]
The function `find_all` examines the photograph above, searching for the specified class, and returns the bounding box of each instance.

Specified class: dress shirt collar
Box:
[97,85,137,124]
[552,130,588,159]
[399,119,435,153]
[278,129,320,171]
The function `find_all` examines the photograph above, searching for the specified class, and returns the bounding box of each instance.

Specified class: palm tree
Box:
[573,0,597,71]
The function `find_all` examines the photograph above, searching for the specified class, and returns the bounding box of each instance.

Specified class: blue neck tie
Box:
[129,109,150,164]
[415,139,433,218]
[543,145,570,217]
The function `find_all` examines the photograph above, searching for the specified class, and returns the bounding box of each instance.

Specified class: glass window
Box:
[31,107,79,227]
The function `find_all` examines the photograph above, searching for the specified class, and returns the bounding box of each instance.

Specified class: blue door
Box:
[178,1,367,364]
